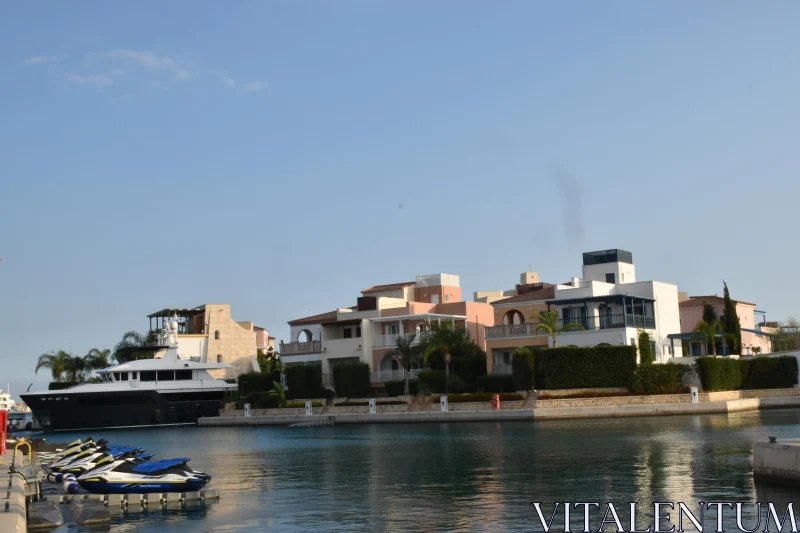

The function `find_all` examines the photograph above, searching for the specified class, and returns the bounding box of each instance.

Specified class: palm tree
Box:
[694,319,724,355]
[113,330,157,361]
[532,310,584,348]
[62,354,87,382]
[35,350,71,382]
[84,348,113,373]
[386,334,422,396]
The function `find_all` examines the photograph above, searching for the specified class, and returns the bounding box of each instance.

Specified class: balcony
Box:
[373,331,432,348]
[372,368,424,383]
[280,340,322,355]
[486,314,655,339]
[492,363,512,375]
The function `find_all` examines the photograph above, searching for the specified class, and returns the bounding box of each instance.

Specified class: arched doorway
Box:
[297,329,314,343]
[503,310,525,325]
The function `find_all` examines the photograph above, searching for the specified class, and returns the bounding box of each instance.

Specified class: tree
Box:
[257,347,282,376]
[694,319,724,355]
[722,281,742,354]
[62,354,87,382]
[113,330,157,361]
[702,301,718,325]
[35,350,71,382]
[84,348,113,370]
[638,330,655,364]
[268,381,286,408]
[387,334,422,396]
[531,310,584,348]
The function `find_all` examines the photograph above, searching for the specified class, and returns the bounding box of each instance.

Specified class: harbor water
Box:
[47,409,800,532]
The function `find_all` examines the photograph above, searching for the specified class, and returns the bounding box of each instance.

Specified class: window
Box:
[131,372,137,380]
[140,371,156,382]
[214,330,220,340]
[431,295,440,304]
[120,372,128,381]
[217,354,222,363]
[113,373,120,381]
[387,325,399,335]
[356,326,361,338]
[605,273,616,283]
[175,370,192,380]
[343,327,353,339]
[157,371,175,381]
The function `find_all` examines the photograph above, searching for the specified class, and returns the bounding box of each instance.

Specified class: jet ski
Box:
[48,439,106,469]
[49,442,143,472]
[78,455,211,494]
[58,447,152,476]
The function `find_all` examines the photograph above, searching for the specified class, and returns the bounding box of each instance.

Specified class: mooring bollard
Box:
[440,396,448,412]
[305,401,312,415]
[369,399,376,414]
[244,403,251,417]
[690,386,699,404]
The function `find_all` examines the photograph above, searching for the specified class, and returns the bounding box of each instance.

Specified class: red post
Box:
[491,394,501,410]
[0,410,8,455]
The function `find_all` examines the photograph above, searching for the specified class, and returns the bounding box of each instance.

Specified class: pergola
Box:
[146,307,204,333]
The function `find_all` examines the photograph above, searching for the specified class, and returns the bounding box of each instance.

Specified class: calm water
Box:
[47,409,800,532]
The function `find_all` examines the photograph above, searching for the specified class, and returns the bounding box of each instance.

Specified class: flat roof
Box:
[147,307,204,318]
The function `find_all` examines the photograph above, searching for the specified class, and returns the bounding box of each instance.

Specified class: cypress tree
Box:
[722,281,742,354]
[702,301,717,324]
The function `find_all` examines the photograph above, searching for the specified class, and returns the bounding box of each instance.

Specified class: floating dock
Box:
[753,437,800,485]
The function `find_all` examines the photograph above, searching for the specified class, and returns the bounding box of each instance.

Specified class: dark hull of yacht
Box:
[20,390,227,432]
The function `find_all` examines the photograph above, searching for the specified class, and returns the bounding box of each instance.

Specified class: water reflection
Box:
[48,409,800,532]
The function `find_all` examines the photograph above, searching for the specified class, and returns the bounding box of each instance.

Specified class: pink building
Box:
[678,295,772,355]
[255,326,276,353]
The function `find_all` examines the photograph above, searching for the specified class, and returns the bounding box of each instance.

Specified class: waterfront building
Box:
[677,294,773,355]
[147,304,268,379]
[281,274,494,388]
[483,249,683,367]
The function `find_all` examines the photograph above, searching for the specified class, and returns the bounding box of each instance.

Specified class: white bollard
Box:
[690,386,699,404]
[244,403,251,417]
[369,399,376,414]
[440,396,448,412]
[305,401,312,415]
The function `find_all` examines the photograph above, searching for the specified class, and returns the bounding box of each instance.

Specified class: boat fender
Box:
[47,472,64,483]
[63,478,79,494]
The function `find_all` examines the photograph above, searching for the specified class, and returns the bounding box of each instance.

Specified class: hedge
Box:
[238,372,276,396]
[511,350,535,391]
[740,356,799,390]
[385,380,418,397]
[632,364,688,395]
[535,346,637,389]
[418,371,446,393]
[285,363,323,399]
[695,357,742,391]
[476,374,515,393]
[431,393,524,403]
[451,354,487,388]
[236,391,279,409]
[332,361,371,398]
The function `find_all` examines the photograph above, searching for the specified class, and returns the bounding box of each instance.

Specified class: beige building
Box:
[148,304,263,379]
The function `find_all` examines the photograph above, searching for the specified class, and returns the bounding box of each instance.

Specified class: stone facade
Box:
[204,304,258,379]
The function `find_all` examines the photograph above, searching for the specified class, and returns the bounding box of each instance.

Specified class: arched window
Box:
[214,330,220,340]
[298,329,313,343]
[216,354,222,363]
[502,310,525,325]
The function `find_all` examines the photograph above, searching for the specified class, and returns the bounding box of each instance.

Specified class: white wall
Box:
[377,296,409,310]
[582,261,636,284]
[289,323,323,343]
[558,328,635,348]
[177,335,208,362]
[322,337,364,374]
[361,319,373,371]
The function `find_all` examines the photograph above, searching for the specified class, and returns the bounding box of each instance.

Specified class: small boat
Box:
[49,439,105,467]
[58,446,151,476]
[78,455,211,494]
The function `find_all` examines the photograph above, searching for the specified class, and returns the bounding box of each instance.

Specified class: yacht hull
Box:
[20,390,226,432]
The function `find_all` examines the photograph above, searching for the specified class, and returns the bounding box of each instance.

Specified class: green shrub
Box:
[285,363,324,399]
[632,364,688,395]
[638,331,655,365]
[332,361,371,398]
[476,374,515,393]
[695,357,742,391]
[238,372,274,395]
[511,349,535,391]
[431,393,524,403]
[448,375,465,394]
[252,391,279,408]
[535,346,637,389]
[740,356,799,389]
[384,380,418,397]
[451,353,487,387]
[418,371,446,393]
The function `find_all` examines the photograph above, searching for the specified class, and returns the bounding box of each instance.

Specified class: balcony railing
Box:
[372,368,424,383]
[373,331,431,348]
[485,314,655,339]
[280,340,322,355]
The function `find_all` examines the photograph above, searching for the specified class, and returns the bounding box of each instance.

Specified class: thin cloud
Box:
[108,50,175,71]
[223,77,236,87]
[109,68,125,77]
[174,70,193,81]
[65,73,114,90]
[24,56,58,65]
[243,81,267,93]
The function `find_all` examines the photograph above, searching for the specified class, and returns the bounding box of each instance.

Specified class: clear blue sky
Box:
[2,2,799,400]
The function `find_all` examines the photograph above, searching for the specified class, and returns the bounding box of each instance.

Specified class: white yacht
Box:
[21,318,236,432]
[0,389,14,411]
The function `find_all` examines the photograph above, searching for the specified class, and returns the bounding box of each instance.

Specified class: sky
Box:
[1,2,799,400]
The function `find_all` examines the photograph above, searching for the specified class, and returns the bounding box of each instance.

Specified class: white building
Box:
[547,250,681,362]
